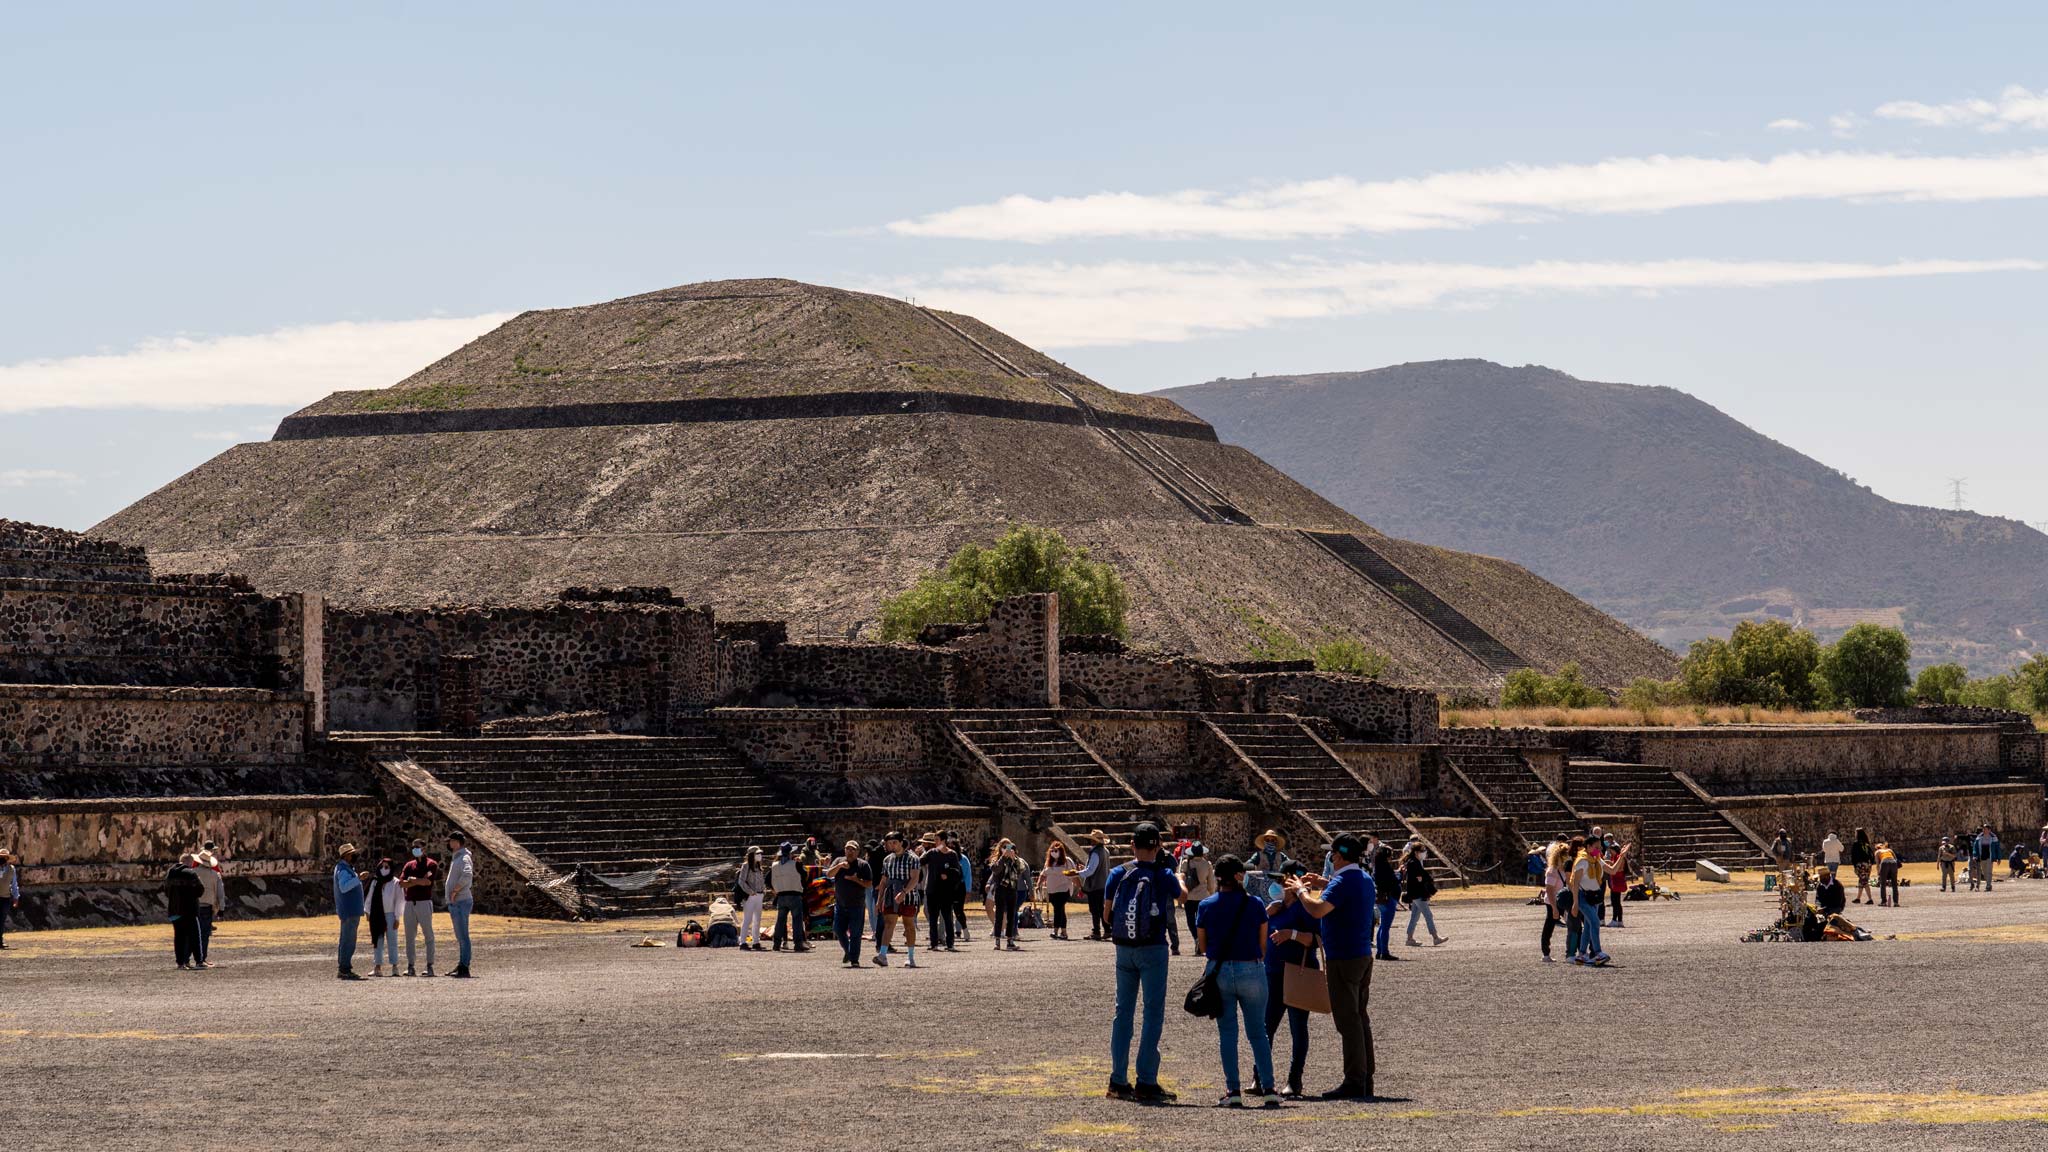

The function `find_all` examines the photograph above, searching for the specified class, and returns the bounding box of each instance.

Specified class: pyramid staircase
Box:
[1566,760,1771,870]
[949,713,1149,854]
[1205,714,1461,886]
[1449,748,1583,848]
[400,730,810,913]
[1300,531,1526,674]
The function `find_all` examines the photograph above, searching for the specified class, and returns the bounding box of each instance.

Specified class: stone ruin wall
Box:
[0,685,307,771]
[1719,783,2045,862]
[0,520,153,582]
[324,599,717,732]
[0,794,379,927]
[0,578,305,689]
[757,642,959,708]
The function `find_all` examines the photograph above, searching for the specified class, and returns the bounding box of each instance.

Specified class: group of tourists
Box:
[1537,829,1633,966]
[1788,823,2036,905]
[1098,821,1384,1107]
[161,841,228,969]
[330,833,475,979]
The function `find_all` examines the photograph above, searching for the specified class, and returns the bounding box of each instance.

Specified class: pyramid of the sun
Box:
[97,278,1675,687]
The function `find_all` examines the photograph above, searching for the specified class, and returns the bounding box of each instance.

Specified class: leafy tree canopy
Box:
[877,524,1130,641]
[1817,623,1911,708]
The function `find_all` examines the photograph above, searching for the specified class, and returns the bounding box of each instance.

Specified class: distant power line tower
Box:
[1948,477,1967,511]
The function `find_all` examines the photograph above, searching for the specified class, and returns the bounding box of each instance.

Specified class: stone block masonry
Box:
[0,685,307,768]
[325,599,718,733]
[0,578,304,689]
[1716,783,2044,863]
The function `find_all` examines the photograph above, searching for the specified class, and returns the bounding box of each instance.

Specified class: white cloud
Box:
[0,469,82,488]
[885,257,2044,348]
[1827,114,1861,139]
[0,314,513,415]
[1766,118,1812,132]
[885,149,2048,242]
[1876,85,2048,132]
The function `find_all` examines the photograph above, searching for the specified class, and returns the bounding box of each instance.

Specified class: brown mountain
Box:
[94,282,1675,689]
[1164,360,2048,675]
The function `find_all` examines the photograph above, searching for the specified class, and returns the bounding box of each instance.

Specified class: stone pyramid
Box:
[97,278,1675,687]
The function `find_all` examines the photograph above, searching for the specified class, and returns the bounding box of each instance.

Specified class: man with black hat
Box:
[1286,831,1377,1100]
[1103,821,1182,1104]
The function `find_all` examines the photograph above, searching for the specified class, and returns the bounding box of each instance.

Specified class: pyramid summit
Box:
[97,277,1675,687]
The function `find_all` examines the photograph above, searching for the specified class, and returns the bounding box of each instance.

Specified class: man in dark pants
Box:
[923,835,961,951]
[1287,832,1377,1100]
[1079,830,1110,940]
[164,852,205,970]
[826,841,873,967]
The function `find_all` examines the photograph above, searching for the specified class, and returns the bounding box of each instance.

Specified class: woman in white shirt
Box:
[1039,841,1079,941]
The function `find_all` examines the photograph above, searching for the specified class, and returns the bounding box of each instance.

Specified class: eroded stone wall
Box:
[1239,672,1439,743]
[0,578,298,687]
[1717,783,2044,862]
[0,685,307,768]
[326,601,717,732]
[761,642,958,707]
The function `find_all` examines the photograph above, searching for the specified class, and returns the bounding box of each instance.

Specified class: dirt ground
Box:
[6,871,2047,1151]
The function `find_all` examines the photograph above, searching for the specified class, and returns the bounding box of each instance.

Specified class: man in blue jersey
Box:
[1286,831,1376,1100]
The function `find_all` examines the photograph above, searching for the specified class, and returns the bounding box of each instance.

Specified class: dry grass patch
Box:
[1506,1085,2048,1125]
[1445,705,1855,729]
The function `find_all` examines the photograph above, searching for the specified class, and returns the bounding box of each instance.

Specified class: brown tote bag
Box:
[1283,961,1330,1014]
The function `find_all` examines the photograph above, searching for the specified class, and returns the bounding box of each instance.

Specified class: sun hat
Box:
[1257,829,1287,849]
[338,843,358,857]
[1086,829,1108,844]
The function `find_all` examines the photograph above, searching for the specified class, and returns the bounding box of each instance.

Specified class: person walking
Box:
[0,848,18,949]
[1284,832,1376,1101]
[1821,830,1844,872]
[1938,836,1959,892]
[445,831,475,976]
[398,837,439,976]
[947,831,973,944]
[1262,860,1319,1097]
[1178,842,1216,939]
[1040,840,1077,940]
[1371,843,1400,961]
[1402,847,1447,947]
[1079,830,1111,940]
[367,856,402,976]
[1849,828,1876,904]
[923,835,962,952]
[874,831,923,969]
[165,852,206,970]
[1571,837,1610,966]
[192,843,226,966]
[1103,821,1181,1104]
[736,846,769,950]
[1769,828,1793,869]
[770,842,810,952]
[1541,840,1572,962]
[332,843,365,980]
[1195,854,1276,1108]
[827,841,874,967]
[989,841,1028,950]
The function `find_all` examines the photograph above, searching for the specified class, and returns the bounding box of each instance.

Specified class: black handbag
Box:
[1182,895,1247,1019]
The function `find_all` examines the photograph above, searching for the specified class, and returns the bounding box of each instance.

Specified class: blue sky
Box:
[3,4,2045,531]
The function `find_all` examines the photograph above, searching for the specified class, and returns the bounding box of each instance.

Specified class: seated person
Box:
[1813,867,1847,918]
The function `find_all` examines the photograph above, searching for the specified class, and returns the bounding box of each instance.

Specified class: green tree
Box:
[2015,654,2048,713]
[877,524,1130,641]
[1500,662,1606,708]
[1913,662,1969,706]
[1312,638,1390,677]
[1818,624,1912,708]
[1957,672,2016,710]
[1620,677,1680,716]
[1678,636,1743,705]
[1501,668,1552,708]
[1728,619,1824,708]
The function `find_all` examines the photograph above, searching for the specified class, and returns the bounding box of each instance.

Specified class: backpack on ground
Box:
[1018,903,1044,930]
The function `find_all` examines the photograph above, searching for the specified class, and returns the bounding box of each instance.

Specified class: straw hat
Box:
[1086,829,1108,844]
[338,842,358,857]
[1257,829,1287,849]
[195,849,219,868]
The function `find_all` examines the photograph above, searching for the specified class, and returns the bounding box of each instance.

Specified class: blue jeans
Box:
[448,898,474,968]
[1406,898,1437,940]
[1375,900,1396,957]
[1110,943,1169,1088]
[1215,960,1275,1094]
[1576,889,1603,957]
[835,902,865,964]
[1264,965,1311,1086]
[337,913,359,971]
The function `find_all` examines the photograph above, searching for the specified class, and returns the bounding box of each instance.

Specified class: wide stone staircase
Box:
[1300,531,1526,674]
[1449,748,1582,847]
[1207,714,1460,886]
[1565,760,1771,870]
[402,731,810,911]
[950,713,1148,852]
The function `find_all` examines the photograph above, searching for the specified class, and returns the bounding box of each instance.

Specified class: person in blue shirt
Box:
[1196,855,1276,1108]
[333,843,366,981]
[1263,860,1320,1097]
[1103,822,1182,1104]
[1285,831,1376,1100]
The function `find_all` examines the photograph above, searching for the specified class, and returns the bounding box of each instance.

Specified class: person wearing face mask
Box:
[367,857,403,976]
[397,837,440,976]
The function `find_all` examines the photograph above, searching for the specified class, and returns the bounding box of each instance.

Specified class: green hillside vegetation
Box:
[878,524,1130,640]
